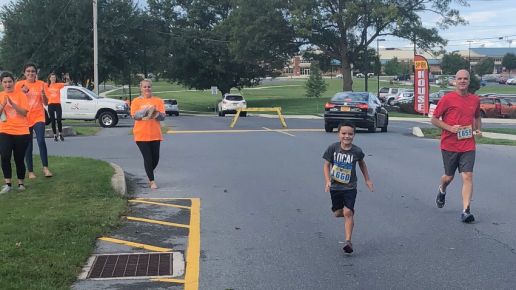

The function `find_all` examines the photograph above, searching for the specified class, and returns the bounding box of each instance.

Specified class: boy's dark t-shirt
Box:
[322,142,365,190]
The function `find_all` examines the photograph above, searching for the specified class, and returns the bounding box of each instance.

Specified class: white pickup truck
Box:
[60,86,129,127]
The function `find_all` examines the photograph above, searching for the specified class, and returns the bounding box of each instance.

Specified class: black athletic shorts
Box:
[329,188,357,212]
[441,150,476,176]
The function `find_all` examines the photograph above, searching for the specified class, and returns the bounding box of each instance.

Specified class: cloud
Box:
[463,11,497,23]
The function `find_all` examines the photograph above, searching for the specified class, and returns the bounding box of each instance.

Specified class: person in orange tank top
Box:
[45,72,69,142]
[131,79,165,189]
[0,72,31,194]
[15,63,53,178]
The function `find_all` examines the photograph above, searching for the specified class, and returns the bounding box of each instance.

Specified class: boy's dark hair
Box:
[23,63,38,72]
[337,121,356,133]
[0,71,14,82]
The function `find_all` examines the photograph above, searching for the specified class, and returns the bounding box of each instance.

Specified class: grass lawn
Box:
[420,128,516,146]
[106,78,516,116]
[0,156,127,290]
[61,120,103,136]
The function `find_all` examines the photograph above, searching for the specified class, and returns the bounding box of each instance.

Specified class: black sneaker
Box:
[436,186,446,208]
[343,241,353,253]
[59,135,64,141]
[54,135,58,142]
[461,207,475,223]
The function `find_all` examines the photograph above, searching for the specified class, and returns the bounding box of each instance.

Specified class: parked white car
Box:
[386,90,414,106]
[217,93,247,116]
[60,86,129,127]
[164,99,179,116]
[379,87,406,103]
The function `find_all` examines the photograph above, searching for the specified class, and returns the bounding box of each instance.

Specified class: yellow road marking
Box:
[151,278,185,284]
[127,216,190,228]
[136,197,194,200]
[129,199,191,209]
[98,237,172,252]
[167,128,323,134]
[262,127,295,137]
[184,198,200,290]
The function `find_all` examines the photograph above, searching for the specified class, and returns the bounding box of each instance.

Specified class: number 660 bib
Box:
[331,164,351,184]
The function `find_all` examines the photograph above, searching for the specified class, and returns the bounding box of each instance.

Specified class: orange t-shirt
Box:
[45,83,65,104]
[15,80,46,126]
[131,96,165,142]
[0,91,30,135]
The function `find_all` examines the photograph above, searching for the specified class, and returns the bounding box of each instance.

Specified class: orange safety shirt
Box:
[45,82,65,105]
[0,91,30,135]
[15,80,46,127]
[131,96,165,142]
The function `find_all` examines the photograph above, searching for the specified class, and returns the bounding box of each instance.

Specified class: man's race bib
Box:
[457,125,473,140]
[331,164,351,184]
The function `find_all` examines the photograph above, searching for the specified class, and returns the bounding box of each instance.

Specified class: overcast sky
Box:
[0,0,513,52]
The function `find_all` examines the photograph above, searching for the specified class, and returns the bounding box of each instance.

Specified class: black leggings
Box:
[48,103,63,134]
[0,133,31,180]
[136,141,161,181]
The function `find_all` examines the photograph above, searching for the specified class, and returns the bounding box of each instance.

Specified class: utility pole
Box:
[93,0,99,95]
[467,40,473,72]
[377,38,385,97]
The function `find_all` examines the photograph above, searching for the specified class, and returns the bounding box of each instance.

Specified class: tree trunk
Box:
[341,59,353,91]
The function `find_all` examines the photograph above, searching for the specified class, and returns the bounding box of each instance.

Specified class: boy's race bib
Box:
[331,164,351,184]
[457,125,473,140]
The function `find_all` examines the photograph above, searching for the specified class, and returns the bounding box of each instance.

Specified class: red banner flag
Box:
[413,55,429,114]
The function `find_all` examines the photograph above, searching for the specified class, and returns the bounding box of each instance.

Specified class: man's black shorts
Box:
[441,150,476,176]
[329,188,357,212]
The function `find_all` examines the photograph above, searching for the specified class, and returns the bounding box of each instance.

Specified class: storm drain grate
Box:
[87,253,174,278]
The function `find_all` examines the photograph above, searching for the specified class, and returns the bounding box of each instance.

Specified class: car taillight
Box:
[325,103,336,109]
[357,103,369,110]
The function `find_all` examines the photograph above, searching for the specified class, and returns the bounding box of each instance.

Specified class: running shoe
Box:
[59,135,64,141]
[436,186,446,208]
[461,207,475,223]
[18,184,26,191]
[0,184,11,194]
[343,241,353,253]
[54,135,58,142]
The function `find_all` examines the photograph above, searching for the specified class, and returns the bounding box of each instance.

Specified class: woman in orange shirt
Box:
[131,79,165,189]
[15,63,53,178]
[45,72,69,142]
[0,72,31,194]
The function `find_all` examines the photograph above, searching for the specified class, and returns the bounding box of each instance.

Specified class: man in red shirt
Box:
[431,69,481,223]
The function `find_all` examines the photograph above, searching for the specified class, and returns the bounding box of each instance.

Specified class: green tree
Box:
[468,74,481,93]
[474,58,494,78]
[441,52,468,75]
[502,53,516,77]
[147,0,296,96]
[0,0,142,86]
[287,0,465,91]
[384,57,402,76]
[305,62,327,98]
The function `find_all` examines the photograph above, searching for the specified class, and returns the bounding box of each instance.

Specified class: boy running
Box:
[323,122,374,253]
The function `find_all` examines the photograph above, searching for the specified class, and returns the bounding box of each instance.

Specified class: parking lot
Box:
[51,115,516,289]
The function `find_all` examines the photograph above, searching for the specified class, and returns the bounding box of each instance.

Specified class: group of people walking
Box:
[0,63,68,194]
[0,64,166,193]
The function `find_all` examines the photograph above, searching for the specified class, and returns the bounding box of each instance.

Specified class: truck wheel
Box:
[99,111,118,127]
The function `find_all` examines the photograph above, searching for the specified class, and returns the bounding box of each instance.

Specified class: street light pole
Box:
[467,40,473,72]
[376,38,385,97]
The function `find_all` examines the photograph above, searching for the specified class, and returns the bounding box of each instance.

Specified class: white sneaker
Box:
[0,184,12,194]
[18,184,26,191]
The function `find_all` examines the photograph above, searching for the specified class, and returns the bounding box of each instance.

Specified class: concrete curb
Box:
[109,163,127,196]
[412,126,425,137]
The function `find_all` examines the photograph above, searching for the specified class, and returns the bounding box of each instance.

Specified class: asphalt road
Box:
[49,115,516,289]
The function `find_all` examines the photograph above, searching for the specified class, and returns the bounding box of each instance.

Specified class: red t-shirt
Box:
[433,91,480,152]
